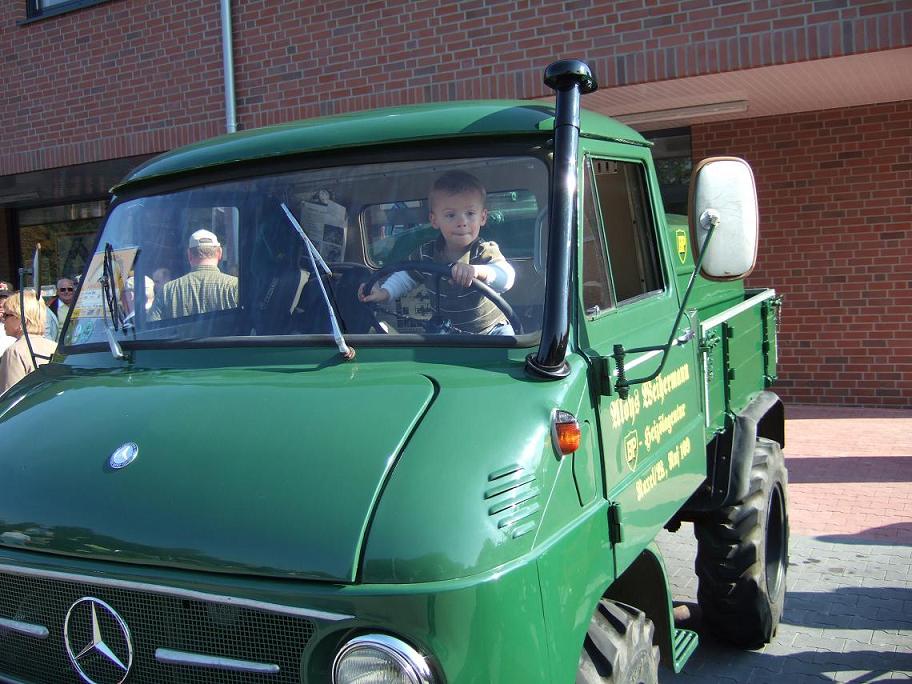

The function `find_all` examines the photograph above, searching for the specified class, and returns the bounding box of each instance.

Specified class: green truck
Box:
[0,60,787,684]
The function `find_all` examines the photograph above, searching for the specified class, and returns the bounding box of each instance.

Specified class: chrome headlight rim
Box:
[332,633,435,684]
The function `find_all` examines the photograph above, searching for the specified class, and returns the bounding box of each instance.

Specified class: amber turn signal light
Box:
[552,410,581,455]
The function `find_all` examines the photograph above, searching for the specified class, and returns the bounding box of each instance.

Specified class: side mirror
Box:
[689,157,758,280]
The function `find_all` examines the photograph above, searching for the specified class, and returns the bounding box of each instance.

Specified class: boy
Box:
[359,170,515,335]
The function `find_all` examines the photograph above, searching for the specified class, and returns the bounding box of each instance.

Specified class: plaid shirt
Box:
[160,265,238,318]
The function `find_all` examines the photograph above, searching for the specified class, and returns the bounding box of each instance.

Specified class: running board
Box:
[672,627,699,672]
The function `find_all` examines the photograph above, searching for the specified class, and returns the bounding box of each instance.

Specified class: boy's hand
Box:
[358,283,390,303]
[450,263,484,288]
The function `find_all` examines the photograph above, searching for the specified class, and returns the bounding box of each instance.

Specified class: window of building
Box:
[25,0,111,20]
[644,129,692,216]
[17,201,105,296]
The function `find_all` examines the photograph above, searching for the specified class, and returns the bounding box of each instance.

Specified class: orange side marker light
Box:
[552,410,581,455]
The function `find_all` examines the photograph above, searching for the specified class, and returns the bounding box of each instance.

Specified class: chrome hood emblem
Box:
[64,597,133,684]
[108,442,138,469]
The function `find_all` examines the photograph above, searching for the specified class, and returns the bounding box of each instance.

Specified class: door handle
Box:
[674,328,695,346]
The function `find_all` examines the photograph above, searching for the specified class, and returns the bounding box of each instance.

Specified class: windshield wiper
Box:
[99,243,126,360]
[280,203,354,360]
[17,243,51,369]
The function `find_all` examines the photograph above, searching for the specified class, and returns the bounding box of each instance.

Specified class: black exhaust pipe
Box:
[526,59,597,380]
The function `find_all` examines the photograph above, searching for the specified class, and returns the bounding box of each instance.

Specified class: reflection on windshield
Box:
[64,156,549,348]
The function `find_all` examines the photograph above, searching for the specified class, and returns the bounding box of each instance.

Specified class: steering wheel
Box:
[362,261,523,335]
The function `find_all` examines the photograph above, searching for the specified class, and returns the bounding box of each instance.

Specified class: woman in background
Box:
[0,289,57,395]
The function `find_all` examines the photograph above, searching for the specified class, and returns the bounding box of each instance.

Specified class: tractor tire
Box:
[694,437,789,648]
[576,600,659,684]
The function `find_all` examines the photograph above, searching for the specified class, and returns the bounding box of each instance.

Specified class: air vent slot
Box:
[486,465,541,539]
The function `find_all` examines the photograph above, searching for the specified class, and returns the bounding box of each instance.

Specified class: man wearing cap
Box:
[160,229,238,318]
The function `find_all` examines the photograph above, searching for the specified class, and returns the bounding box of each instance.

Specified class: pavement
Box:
[656,404,912,683]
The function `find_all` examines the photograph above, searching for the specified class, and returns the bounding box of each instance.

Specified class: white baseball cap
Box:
[188,229,221,249]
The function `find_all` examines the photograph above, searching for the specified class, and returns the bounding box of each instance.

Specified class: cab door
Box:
[579,153,706,573]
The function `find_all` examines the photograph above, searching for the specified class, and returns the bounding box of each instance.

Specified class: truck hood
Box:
[0,364,434,581]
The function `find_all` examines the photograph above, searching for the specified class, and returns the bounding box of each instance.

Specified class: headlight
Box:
[332,634,435,684]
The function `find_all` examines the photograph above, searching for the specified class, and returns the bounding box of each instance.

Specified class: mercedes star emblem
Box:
[109,442,139,469]
[64,597,134,684]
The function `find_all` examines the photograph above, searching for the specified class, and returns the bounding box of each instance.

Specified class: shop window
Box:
[17,201,105,296]
[644,129,692,216]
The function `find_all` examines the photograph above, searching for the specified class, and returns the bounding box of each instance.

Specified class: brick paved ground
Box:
[657,405,912,683]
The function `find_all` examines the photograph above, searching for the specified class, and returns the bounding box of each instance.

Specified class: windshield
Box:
[64,155,549,349]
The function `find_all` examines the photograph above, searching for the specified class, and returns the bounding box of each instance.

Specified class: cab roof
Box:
[113,101,646,193]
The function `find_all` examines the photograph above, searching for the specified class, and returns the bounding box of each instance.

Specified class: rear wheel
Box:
[694,437,789,648]
[576,600,659,684]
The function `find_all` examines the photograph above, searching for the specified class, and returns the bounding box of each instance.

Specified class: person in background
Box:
[0,286,15,357]
[160,230,238,318]
[44,277,76,340]
[122,275,160,327]
[47,277,76,323]
[0,290,57,395]
[152,267,171,302]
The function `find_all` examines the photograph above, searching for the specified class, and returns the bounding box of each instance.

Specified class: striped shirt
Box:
[381,237,514,334]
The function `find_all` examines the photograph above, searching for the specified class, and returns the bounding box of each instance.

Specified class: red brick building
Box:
[1,0,909,407]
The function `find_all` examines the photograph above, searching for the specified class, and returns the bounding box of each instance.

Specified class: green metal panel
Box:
[577,141,707,577]
[535,504,615,683]
[115,103,644,192]
[724,310,765,415]
[361,356,592,583]
[0,357,435,581]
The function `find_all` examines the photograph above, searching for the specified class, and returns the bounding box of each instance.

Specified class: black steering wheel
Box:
[362,261,523,335]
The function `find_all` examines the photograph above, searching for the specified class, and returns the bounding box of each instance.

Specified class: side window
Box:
[591,159,664,303]
[581,162,613,315]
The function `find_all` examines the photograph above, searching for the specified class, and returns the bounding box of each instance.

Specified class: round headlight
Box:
[332,634,434,684]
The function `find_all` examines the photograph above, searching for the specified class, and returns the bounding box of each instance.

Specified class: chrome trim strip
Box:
[155,648,280,674]
[0,563,353,622]
[497,502,541,529]
[0,616,49,639]
[612,348,662,377]
[700,289,776,332]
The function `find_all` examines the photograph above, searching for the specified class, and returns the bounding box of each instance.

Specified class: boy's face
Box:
[429,190,488,252]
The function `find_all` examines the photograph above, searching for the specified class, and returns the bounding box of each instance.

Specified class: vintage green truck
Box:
[0,60,787,684]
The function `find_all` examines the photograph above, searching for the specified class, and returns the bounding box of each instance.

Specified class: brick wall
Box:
[2,0,909,176]
[693,102,912,408]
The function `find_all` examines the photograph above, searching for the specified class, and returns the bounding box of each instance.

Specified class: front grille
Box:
[0,567,317,683]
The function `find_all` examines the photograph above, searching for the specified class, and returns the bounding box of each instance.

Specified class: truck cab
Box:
[0,61,787,684]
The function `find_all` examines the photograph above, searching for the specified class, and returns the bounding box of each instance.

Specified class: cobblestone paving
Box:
[657,527,912,683]
[655,406,912,683]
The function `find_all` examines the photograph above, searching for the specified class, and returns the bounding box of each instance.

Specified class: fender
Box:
[681,391,784,512]
[603,543,697,672]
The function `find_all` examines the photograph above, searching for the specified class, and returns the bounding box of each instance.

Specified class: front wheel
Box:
[694,437,789,648]
[576,600,659,684]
